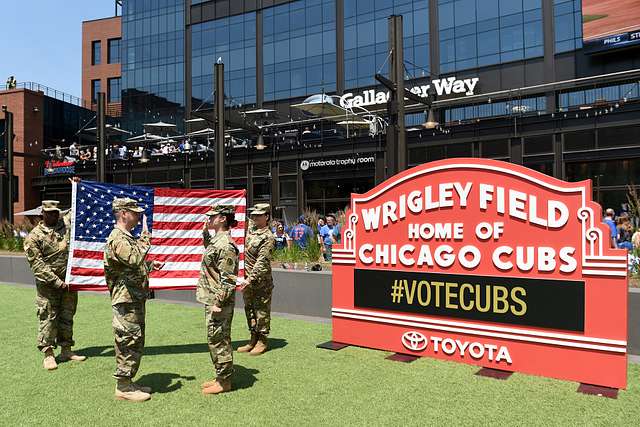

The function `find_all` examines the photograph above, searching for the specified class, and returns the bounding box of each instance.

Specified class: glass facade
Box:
[108,38,121,64]
[554,0,582,54]
[263,0,337,101]
[92,40,101,65]
[438,0,543,73]
[445,96,547,122]
[121,0,185,133]
[108,77,122,103]
[192,12,257,107]
[344,0,429,89]
[559,82,640,111]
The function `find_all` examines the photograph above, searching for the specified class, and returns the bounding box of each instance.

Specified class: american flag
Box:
[65,181,246,291]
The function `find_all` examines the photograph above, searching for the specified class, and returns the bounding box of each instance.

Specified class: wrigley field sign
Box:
[331,158,628,389]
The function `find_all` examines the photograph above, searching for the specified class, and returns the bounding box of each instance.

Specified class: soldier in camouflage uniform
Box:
[24,200,87,370]
[198,205,239,395]
[237,203,275,355]
[104,197,163,402]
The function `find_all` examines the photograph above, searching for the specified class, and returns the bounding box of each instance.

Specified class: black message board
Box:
[354,269,585,332]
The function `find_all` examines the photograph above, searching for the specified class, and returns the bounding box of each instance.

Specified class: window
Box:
[344,0,429,89]
[191,12,256,106]
[91,79,101,103]
[264,0,336,101]
[554,0,582,53]
[108,38,121,64]
[121,0,186,133]
[108,78,121,103]
[92,40,101,65]
[438,0,543,73]
[445,96,546,121]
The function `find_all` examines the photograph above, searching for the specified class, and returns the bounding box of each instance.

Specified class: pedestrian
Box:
[316,216,326,234]
[24,198,87,371]
[238,203,275,355]
[198,205,239,395]
[274,222,292,250]
[603,208,617,249]
[616,216,633,250]
[104,197,164,402]
[319,213,340,261]
[290,215,314,250]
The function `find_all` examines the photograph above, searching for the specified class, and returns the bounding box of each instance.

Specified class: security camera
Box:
[1,105,7,112]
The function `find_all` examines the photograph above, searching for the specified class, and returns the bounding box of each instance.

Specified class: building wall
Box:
[82,16,122,116]
[0,89,44,221]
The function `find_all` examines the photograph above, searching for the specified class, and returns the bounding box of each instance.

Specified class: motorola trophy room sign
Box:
[331,158,628,389]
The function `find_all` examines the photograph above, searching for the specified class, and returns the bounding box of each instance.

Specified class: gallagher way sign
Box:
[340,76,479,109]
[331,158,628,389]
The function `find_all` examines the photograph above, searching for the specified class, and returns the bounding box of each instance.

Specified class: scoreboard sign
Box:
[331,158,628,389]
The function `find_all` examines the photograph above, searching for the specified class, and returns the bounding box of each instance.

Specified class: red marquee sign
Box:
[332,158,628,389]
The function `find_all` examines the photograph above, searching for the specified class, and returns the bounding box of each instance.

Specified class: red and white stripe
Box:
[67,187,246,291]
[147,188,246,290]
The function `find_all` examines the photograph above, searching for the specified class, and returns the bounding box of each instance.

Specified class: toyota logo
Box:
[300,160,310,171]
[401,331,427,352]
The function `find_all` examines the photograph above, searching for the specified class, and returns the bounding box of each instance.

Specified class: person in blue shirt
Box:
[273,222,292,251]
[603,208,617,249]
[319,214,340,261]
[290,215,314,250]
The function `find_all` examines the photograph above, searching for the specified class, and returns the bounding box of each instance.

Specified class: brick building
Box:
[82,16,122,117]
[0,86,93,222]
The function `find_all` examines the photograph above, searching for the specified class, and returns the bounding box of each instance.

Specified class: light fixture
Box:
[255,134,266,150]
[422,108,439,129]
[140,149,150,163]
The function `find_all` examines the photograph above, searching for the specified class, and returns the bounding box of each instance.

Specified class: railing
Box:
[1,82,87,108]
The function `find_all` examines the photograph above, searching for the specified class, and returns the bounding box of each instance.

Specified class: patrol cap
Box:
[249,203,271,215]
[41,200,62,213]
[112,197,145,213]
[205,205,236,216]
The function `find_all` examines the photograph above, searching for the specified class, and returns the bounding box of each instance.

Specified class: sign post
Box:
[331,158,628,389]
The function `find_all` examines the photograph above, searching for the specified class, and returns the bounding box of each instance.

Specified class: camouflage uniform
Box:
[243,204,276,336]
[197,206,239,381]
[24,201,78,353]
[103,198,151,380]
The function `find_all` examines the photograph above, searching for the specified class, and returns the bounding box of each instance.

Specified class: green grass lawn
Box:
[1,284,639,426]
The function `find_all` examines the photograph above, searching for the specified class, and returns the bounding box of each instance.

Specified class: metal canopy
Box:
[15,206,43,216]
[125,133,166,143]
[186,127,215,136]
[291,94,349,118]
[336,119,371,128]
[242,108,276,114]
[84,124,132,136]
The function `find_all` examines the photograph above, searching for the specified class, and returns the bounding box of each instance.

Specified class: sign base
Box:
[316,341,349,351]
[475,367,513,380]
[577,383,618,399]
[386,353,419,363]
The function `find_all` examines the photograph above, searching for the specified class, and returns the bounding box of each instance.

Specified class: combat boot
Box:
[249,334,268,356]
[132,382,152,393]
[201,379,218,389]
[59,346,87,362]
[115,378,151,402]
[202,378,232,395]
[43,349,57,370]
[237,332,258,353]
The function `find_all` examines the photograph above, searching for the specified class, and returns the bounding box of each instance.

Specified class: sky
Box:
[0,0,117,98]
